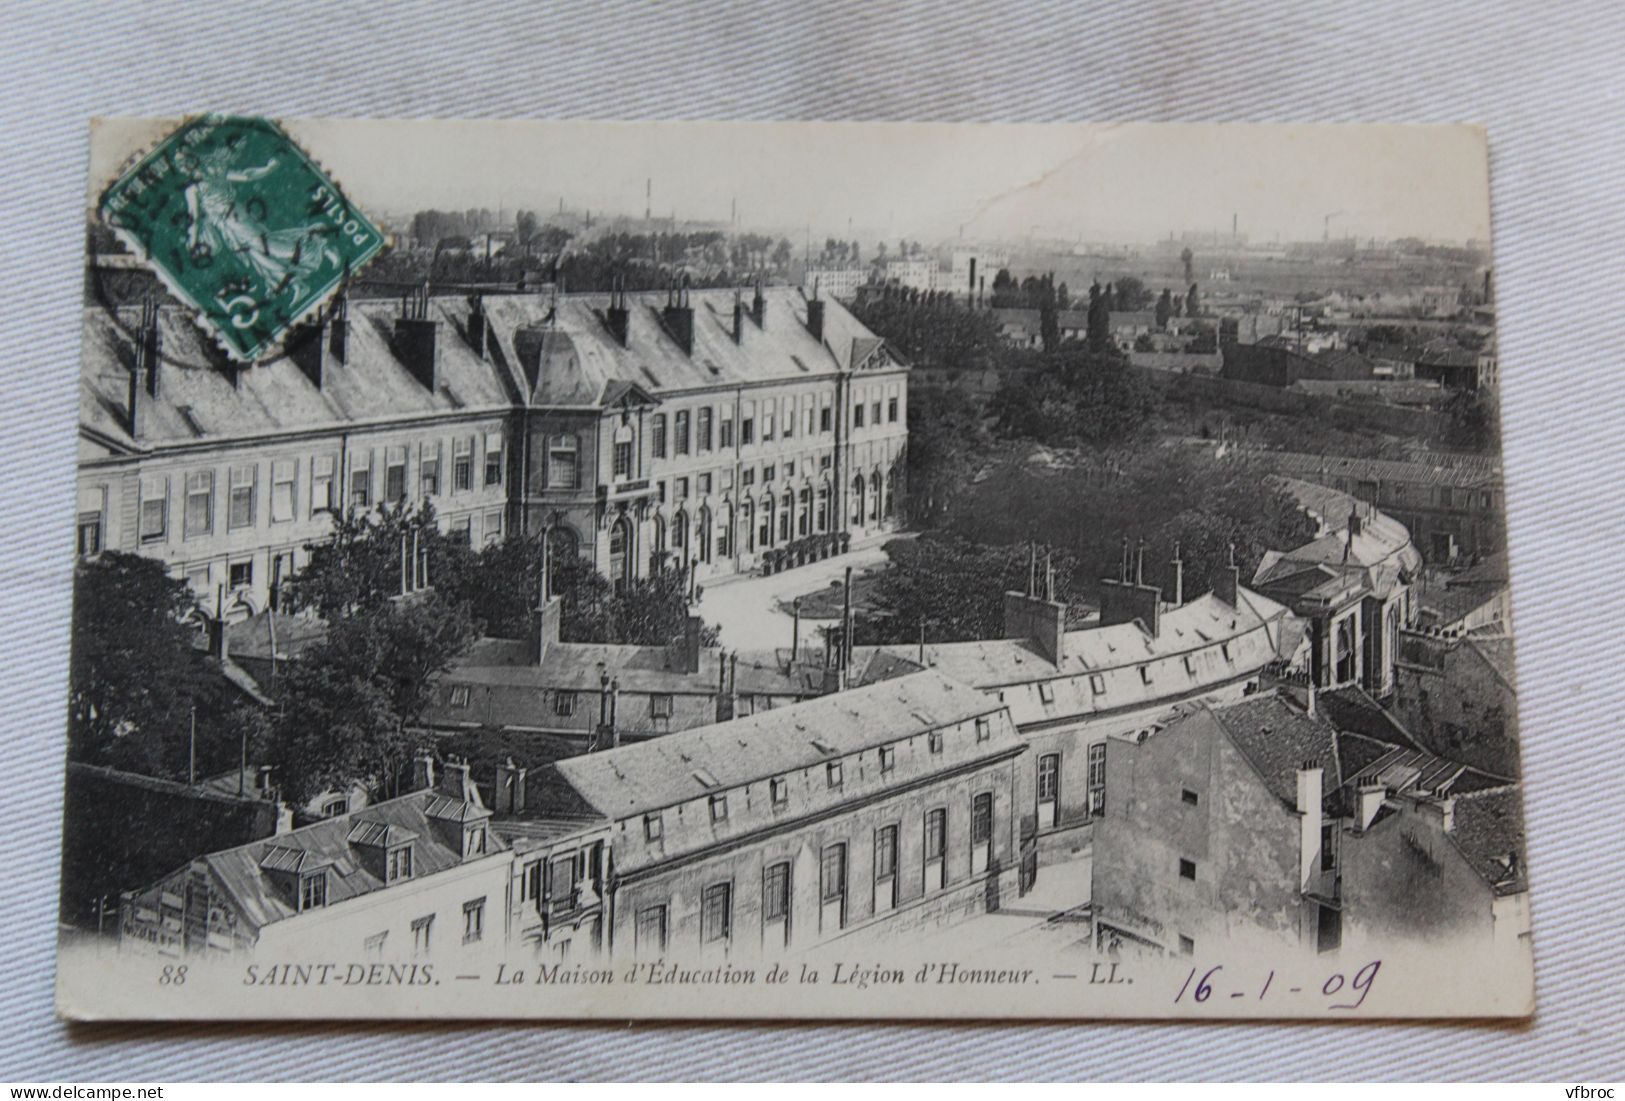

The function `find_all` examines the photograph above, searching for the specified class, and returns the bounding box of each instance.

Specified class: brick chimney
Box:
[806,278,826,344]
[465,293,489,359]
[662,276,694,356]
[1296,759,1324,890]
[495,758,528,815]
[288,307,336,390]
[1214,542,1241,607]
[329,291,350,363]
[1169,541,1184,606]
[1098,538,1163,636]
[751,274,766,328]
[438,757,482,806]
[127,299,161,437]
[1003,545,1067,666]
[731,290,745,344]
[605,274,630,348]
[413,751,437,792]
[1356,772,1385,832]
[392,283,441,391]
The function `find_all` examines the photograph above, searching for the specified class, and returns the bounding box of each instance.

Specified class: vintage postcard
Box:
[57,118,1531,1020]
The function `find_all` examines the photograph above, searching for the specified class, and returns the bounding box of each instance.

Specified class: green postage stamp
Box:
[98,115,382,362]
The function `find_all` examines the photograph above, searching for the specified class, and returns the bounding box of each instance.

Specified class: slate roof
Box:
[1448,787,1528,896]
[1208,692,1343,810]
[551,669,1009,820]
[190,789,508,934]
[81,288,896,452]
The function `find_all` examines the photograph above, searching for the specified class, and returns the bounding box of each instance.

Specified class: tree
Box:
[905,386,990,526]
[989,345,1158,448]
[1114,275,1152,312]
[1187,282,1201,317]
[860,535,1083,644]
[1085,281,1110,352]
[1155,288,1172,330]
[1181,246,1195,284]
[68,552,239,779]
[259,594,477,807]
[287,501,476,620]
[515,210,538,258]
[772,238,793,270]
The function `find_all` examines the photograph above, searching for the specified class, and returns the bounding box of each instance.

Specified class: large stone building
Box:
[523,669,1027,957]
[77,283,907,614]
[854,551,1296,865]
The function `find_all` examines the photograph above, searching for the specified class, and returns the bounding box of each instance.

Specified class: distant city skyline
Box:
[89,119,1491,249]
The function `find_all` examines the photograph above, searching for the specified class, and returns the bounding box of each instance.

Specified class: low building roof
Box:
[1208,692,1343,810]
[1255,449,1501,491]
[189,789,507,934]
[552,669,1009,820]
[1448,787,1528,896]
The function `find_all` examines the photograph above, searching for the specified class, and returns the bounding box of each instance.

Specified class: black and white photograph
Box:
[54,116,1531,1021]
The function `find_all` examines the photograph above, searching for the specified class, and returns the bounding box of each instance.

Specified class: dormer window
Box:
[1037,682,1056,704]
[464,825,487,857]
[976,717,991,743]
[644,812,663,841]
[770,777,788,805]
[928,731,944,755]
[710,793,729,822]
[879,746,895,774]
[387,845,414,883]
[1140,665,1155,685]
[299,872,327,911]
[1090,673,1107,694]
[449,685,471,708]
[826,761,843,789]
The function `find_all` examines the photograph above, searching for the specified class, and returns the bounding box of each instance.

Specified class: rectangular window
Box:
[701,882,731,944]
[643,813,662,841]
[820,405,832,433]
[781,398,793,439]
[311,455,335,514]
[650,693,674,719]
[554,690,576,717]
[411,914,433,955]
[1037,681,1056,704]
[709,793,728,823]
[349,453,371,509]
[928,730,943,754]
[636,905,667,954]
[1181,788,1199,806]
[764,863,790,922]
[387,846,414,883]
[228,560,253,590]
[872,400,882,426]
[976,717,991,742]
[1179,858,1197,881]
[1179,935,1195,956]
[77,511,103,557]
[854,403,865,428]
[1321,822,1336,873]
[613,439,633,479]
[420,442,441,497]
[453,437,474,492]
[875,825,897,880]
[741,414,754,446]
[483,509,503,546]
[676,477,689,500]
[699,473,712,496]
[697,407,713,451]
[888,396,899,423]
[720,411,734,449]
[762,409,775,441]
[185,471,214,537]
[826,761,843,789]
[1087,743,1107,817]
[483,432,504,487]
[270,459,296,522]
[463,898,485,943]
[652,414,667,458]
[545,434,577,490]
[821,843,846,904]
[384,446,407,502]
[924,807,947,891]
[770,777,788,806]
[139,475,167,543]
[879,746,895,774]
[299,874,327,911]
[675,410,691,455]
[227,465,256,530]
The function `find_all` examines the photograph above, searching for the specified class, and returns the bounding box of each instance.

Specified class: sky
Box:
[88,118,1492,246]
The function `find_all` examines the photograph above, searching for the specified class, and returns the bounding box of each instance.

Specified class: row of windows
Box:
[634,793,995,952]
[128,436,503,546]
[642,723,991,841]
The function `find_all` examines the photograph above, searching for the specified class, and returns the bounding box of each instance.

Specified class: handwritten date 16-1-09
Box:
[1173,961,1381,1011]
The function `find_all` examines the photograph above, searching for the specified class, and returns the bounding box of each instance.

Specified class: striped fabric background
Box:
[2,0,1622,1081]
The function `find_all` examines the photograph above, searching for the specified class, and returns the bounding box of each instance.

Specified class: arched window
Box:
[759,494,774,548]
[650,514,667,575]
[672,508,688,560]
[698,506,712,564]
[608,515,633,592]
[851,475,865,526]
[717,504,732,559]
[546,526,579,592]
[870,469,883,523]
[797,487,812,537]
[741,499,755,553]
[817,482,831,532]
[778,490,793,543]
[885,469,897,518]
